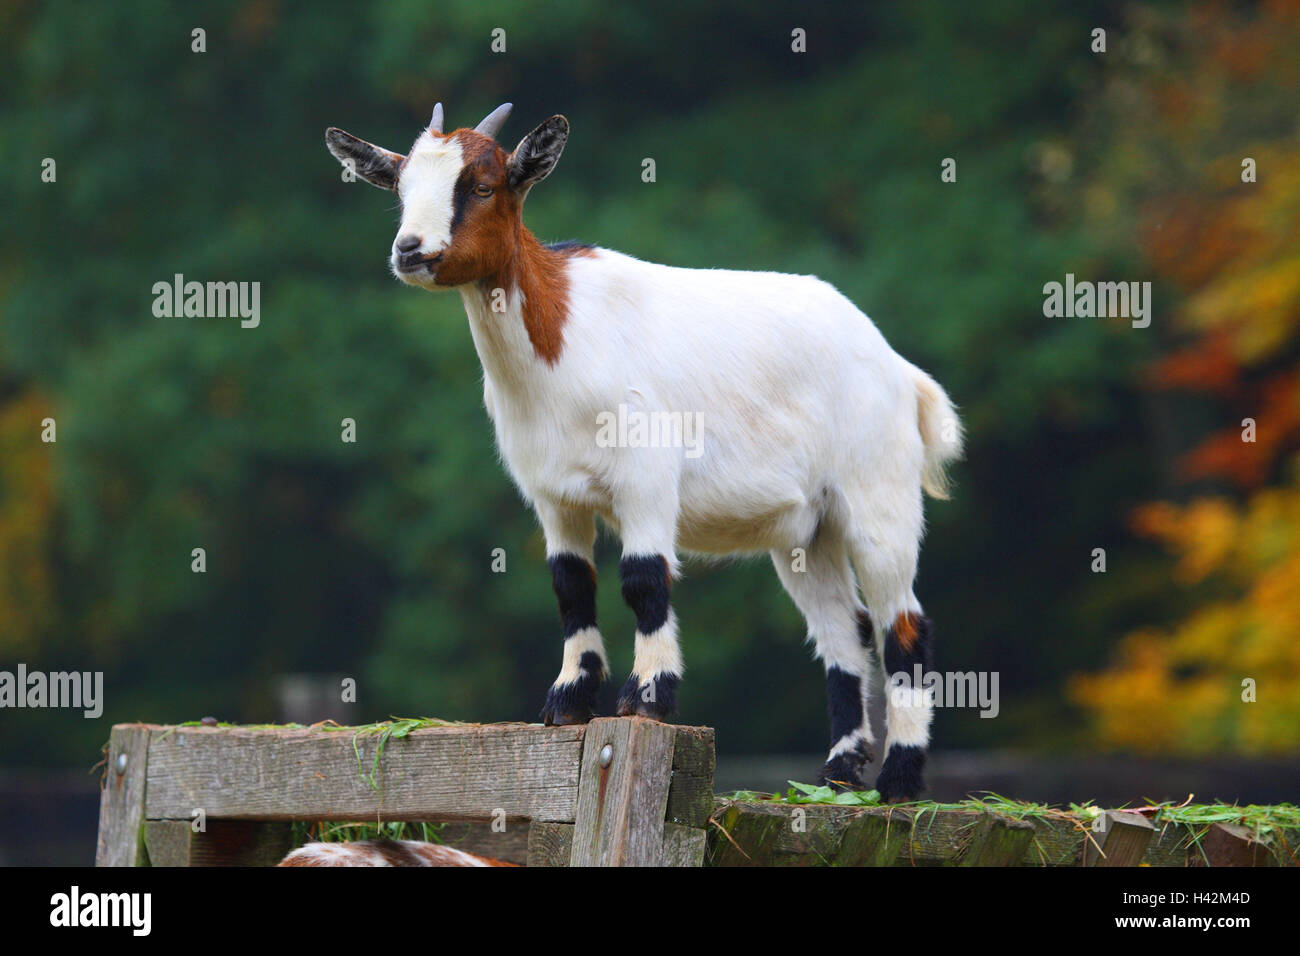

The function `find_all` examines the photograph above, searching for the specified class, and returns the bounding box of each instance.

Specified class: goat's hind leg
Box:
[771,537,875,791]
[848,502,933,803]
[537,503,608,726]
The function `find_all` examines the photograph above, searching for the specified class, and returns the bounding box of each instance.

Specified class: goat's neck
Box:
[458,225,569,394]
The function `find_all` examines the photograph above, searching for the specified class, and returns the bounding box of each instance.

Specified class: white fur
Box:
[884,686,934,750]
[554,626,607,685]
[452,250,961,747]
[632,611,684,679]
[393,133,464,268]
[458,250,960,584]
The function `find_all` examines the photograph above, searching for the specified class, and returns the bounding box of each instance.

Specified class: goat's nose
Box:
[395,234,422,253]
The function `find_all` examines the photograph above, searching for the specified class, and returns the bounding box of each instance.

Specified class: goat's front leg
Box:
[613,504,682,722]
[537,502,608,726]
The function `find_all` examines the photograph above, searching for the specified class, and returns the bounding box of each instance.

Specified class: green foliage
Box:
[1,0,1166,766]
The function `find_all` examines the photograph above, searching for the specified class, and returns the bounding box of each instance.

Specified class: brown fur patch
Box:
[893,611,920,653]
[397,129,583,365]
[277,839,517,867]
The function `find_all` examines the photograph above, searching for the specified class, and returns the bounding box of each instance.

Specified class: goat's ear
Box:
[506,116,569,194]
[325,128,404,191]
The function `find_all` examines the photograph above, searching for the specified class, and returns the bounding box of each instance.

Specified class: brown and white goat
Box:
[325,103,962,800]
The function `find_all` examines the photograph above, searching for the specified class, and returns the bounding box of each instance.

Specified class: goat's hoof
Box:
[542,710,592,727]
[818,747,872,792]
[614,701,667,722]
[614,673,678,722]
[875,745,926,803]
[539,684,597,727]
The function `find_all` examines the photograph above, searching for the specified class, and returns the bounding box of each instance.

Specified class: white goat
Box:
[325,102,962,799]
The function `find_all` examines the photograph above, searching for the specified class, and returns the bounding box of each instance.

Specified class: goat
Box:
[324,102,962,800]
[279,839,516,867]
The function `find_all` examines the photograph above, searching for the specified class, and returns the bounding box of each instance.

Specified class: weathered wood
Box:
[1193,823,1275,867]
[665,726,716,829]
[706,801,911,867]
[706,801,787,866]
[662,822,707,866]
[143,820,192,867]
[527,822,574,867]
[901,809,1003,865]
[1084,810,1156,867]
[960,813,1036,866]
[95,725,151,866]
[837,807,913,866]
[1019,816,1086,867]
[143,722,585,823]
[570,717,677,866]
[1142,821,1194,867]
[144,819,293,866]
[440,820,531,865]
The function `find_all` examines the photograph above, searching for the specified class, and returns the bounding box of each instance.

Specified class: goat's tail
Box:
[908,362,963,500]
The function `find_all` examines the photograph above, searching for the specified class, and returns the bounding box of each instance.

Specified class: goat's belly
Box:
[675,499,818,555]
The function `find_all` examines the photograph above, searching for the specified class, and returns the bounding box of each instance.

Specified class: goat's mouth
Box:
[394,253,442,275]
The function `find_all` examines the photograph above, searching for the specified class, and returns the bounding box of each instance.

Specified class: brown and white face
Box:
[325,103,568,289]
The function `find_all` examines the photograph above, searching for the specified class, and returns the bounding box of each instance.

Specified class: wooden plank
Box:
[1085,810,1156,867]
[707,801,912,867]
[706,801,787,866]
[143,722,585,823]
[1019,816,1086,867]
[1193,823,1275,867]
[901,809,996,865]
[1142,822,1195,867]
[662,823,707,867]
[665,726,715,828]
[440,821,531,866]
[527,822,574,867]
[960,813,1036,866]
[143,820,193,867]
[95,725,151,866]
[144,819,293,866]
[838,808,912,866]
[570,717,677,866]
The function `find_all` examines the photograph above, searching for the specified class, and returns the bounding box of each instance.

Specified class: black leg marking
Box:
[875,612,935,801]
[549,553,597,636]
[856,609,878,661]
[619,554,670,634]
[614,554,678,721]
[817,665,872,790]
[875,745,927,803]
[539,554,603,726]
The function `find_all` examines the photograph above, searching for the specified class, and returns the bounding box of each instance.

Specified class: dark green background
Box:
[2,1,1177,768]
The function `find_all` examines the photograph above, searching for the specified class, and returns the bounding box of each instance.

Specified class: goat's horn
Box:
[430,102,444,133]
[475,102,512,139]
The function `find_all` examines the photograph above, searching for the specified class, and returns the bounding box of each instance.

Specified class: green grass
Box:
[718,784,1300,864]
[288,819,447,847]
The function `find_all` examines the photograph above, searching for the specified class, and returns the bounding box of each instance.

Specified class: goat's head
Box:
[326,103,568,289]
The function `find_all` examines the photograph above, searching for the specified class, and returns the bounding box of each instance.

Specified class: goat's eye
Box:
[474,184,494,197]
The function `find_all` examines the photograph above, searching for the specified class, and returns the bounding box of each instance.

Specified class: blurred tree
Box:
[0,0,1162,765]
[1071,0,1300,753]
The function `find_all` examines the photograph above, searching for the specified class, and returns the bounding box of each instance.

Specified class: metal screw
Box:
[116,753,128,775]
[598,743,614,768]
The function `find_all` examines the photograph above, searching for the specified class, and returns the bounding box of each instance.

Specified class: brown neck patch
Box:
[490,231,583,365]
[429,129,596,366]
